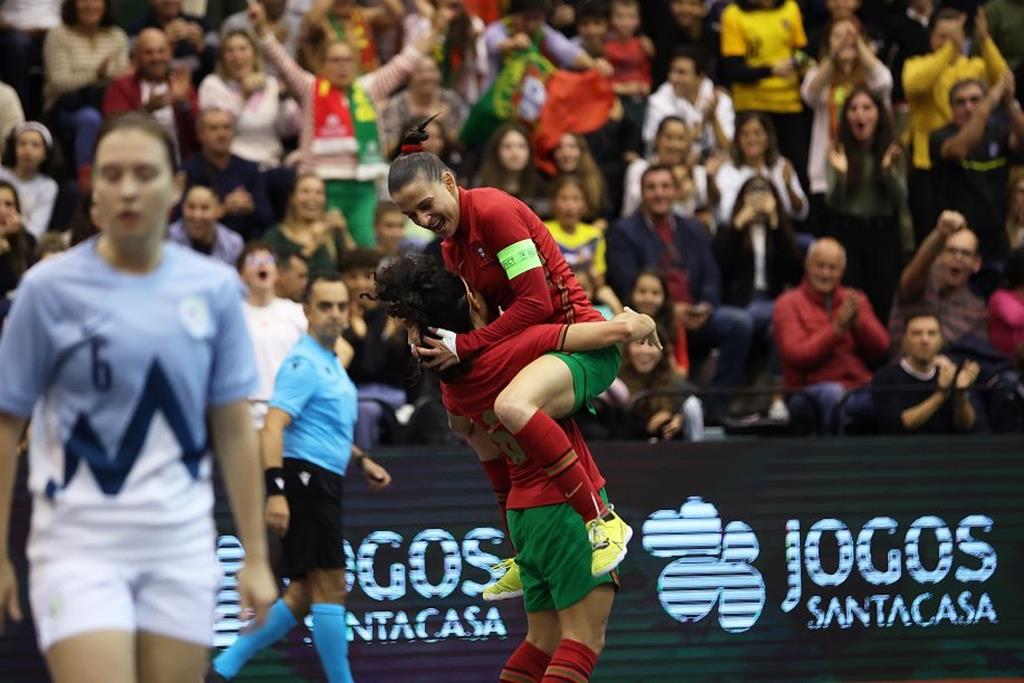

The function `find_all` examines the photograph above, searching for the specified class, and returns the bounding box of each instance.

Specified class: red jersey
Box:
[443,187,603,359]
[441,324,607,510]
[603,36,652,87]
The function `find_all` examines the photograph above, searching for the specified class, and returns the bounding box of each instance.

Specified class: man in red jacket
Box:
[102,28,198,163]
[772,237,890,431]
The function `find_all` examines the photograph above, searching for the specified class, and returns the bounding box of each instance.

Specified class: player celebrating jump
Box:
[0,113,276,683]
[374,254,659,683]
[389,121,631,579]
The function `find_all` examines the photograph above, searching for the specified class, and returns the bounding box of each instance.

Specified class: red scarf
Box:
[312,77,356,155]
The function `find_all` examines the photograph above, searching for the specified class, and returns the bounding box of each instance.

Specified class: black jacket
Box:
[712,221,802,307]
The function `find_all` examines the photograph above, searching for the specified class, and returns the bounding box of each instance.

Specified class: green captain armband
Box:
[497,239,542,279]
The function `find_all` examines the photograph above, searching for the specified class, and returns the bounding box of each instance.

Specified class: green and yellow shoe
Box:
[587,508,633,577]
[482,557,523,601]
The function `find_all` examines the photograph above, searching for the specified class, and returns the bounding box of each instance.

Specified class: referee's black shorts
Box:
[280,458,345,578]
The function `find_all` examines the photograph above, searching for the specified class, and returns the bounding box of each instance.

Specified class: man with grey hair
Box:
[930,72,1024,283]
[180,107,272,240]
[772,237,890,430]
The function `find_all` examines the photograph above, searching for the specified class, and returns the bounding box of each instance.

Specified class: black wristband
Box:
[265,467,286,497]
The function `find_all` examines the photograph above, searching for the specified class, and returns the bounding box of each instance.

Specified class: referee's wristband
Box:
[265,467,286,497]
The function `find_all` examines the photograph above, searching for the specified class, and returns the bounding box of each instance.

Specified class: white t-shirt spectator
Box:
[198,74,299,168]
[243,297,307,427]
[643,78,735,159]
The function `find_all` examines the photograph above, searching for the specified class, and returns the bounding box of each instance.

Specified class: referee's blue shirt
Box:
[270,334,356,476]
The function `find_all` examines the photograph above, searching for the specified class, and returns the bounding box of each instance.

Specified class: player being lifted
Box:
[388,119,632,583]
[374,253,659,683]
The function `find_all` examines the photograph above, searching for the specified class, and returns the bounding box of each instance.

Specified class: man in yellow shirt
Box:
[902,7,1009,241]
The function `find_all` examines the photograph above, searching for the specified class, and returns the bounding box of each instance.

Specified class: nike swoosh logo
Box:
[565,483,582,499]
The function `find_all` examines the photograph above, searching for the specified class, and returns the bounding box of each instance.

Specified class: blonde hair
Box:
[215,30,265,81]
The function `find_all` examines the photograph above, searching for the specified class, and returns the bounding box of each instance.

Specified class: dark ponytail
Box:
[387,115,453,196]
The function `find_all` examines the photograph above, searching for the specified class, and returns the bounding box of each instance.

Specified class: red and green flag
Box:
[460,44,614,175]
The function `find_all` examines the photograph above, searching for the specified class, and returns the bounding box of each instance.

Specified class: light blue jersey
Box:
[270,334,356,476]
[0,240,258,562]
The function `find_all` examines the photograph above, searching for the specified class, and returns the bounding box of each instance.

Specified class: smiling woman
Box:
[388,118,634,583]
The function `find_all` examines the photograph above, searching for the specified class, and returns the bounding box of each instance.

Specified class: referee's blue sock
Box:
[213,599,297,679]
[312,603,354,683]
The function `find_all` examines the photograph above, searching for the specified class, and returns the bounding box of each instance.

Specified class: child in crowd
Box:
[549,132,608,227]
[573,264,622,320]
[604,0,653,127]
[0,123,58,239]
[618,333,704,441]
[627,269,689,377]
[544,175,607,285]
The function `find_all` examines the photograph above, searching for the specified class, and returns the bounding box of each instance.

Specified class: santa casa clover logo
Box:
[643,497,765,633]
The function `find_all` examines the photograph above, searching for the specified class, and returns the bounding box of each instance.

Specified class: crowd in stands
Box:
[1,0,1023,445]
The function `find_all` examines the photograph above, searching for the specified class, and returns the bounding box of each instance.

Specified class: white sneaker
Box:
[766,398,790,422]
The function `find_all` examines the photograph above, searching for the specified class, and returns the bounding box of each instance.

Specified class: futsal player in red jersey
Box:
[373,254,659,683]
[388,119,631,579]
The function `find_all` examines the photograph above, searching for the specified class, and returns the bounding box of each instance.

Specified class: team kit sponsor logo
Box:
[643,497,998,633]
[212,497,1000,647]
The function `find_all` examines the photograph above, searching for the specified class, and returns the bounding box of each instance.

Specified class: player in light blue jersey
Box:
[0,113,276,683]
[209,271,393,683]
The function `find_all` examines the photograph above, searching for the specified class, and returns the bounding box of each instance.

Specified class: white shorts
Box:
[29,552,221,652]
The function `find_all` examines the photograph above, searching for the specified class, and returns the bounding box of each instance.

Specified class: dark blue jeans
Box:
[789,382,874,434]
[688,304,754,390]
[0,29,43,119]
[57,106,103,171]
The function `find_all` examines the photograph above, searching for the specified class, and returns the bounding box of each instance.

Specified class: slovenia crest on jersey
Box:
[179,296,213,339]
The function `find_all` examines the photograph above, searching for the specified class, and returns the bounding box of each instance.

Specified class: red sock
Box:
[481,457,514,550]
[500,640,551,683]
[541,639,598,683]
[513,411,606,522]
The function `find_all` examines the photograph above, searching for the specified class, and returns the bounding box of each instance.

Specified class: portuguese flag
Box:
[460,44,614,175]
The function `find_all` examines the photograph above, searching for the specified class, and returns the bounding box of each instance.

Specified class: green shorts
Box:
[547,344,622,415]
[508,489,618,613]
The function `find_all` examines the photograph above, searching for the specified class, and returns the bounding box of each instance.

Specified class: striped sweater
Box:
[43,24,130,111]
[261,32,422,180]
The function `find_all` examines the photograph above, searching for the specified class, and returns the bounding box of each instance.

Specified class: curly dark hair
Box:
[372,253,474,382]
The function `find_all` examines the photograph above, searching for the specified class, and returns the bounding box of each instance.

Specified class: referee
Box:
[209,271,392,683]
